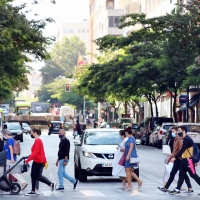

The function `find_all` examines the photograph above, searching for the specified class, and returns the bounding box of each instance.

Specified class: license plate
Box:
[102,163,112,167]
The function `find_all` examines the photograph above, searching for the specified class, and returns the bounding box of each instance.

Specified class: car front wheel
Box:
[20,136,23,142]
[78,161,87,182]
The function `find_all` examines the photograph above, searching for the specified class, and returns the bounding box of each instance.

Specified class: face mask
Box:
[172,132,176,137]
[31,135,34,139]
[59,135,64,139]
[178,132,183,137]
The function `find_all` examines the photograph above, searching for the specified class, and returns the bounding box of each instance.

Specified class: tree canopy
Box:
[0,0,54,101]
[75,0,200,122]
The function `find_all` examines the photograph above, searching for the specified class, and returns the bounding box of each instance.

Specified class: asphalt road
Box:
[1,130,200,200]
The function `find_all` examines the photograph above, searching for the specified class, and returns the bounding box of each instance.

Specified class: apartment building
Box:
[18,71,42,101]
[58,20,89,52]
[89,0,126,63]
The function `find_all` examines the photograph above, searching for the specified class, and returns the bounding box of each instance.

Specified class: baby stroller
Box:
[0,151,29,195]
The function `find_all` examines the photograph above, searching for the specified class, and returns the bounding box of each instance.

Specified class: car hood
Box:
[82,145,117,153]
[187,132,200,135]
[9,129,21,133]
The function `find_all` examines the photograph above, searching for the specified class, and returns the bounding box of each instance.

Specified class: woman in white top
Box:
[112,130,128,190]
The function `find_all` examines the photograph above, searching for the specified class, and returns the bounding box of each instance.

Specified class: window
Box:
[108,16,120,27]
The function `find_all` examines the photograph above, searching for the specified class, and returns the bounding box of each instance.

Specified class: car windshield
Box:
[163,125,173,131]
[186,125,200,133]
[52,123,61,127]
[121,119,132,123]
[84,131,121,145]
[132,124,138,129]
[154,118,173,126]
[7,123,21,130]
[22,123,29,127]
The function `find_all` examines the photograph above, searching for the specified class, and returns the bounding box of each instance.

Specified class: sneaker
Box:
[56,187,65,191]
[51,182,56,192]
[117,186,126,190]
[169,189,180,195]
[25,192,36,196]
[73,180,78,190]
[35,190,40,195]
[185,190,194,194]
[157,186,167,194]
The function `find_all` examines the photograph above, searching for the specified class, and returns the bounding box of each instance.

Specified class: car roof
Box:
[162,123,176,125]
[51,121,62,123]
[177,123,200,125]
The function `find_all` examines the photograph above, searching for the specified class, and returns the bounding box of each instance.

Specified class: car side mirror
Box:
[74,141,81,146]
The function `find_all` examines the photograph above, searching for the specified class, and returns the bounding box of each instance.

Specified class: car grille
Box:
[93,164,113,173]
[93,153,114,160]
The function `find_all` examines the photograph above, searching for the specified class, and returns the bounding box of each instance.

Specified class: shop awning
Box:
[178,104,187,112]
[189,93,200,107]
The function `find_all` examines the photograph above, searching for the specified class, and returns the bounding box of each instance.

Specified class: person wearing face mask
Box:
[55,129,78,191]
[3,129,28,190]
[169,125,200,195]
[25,129,56,196]
[158,126,193,194]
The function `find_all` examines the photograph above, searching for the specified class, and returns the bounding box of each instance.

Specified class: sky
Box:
[12,0,89,69]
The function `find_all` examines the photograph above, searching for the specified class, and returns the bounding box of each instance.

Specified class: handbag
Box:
[130,156,140,164]
[118,152,126,166]
[162,145,171,155]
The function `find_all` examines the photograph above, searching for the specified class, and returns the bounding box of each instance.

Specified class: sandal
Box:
[22,183,28,190]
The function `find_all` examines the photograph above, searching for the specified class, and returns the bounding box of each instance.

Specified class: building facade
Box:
[59,20,89,52]
[18,71,42,101]
[89,0,126,63]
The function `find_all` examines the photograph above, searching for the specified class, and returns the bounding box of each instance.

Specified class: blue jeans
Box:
[58,159,76,188]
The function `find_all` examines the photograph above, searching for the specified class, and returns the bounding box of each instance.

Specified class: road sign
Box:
[60,116,65,122]
[111,107,115,112]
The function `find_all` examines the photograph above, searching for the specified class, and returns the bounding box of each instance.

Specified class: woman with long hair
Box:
[124,127,142,191]
[25,129,56,196]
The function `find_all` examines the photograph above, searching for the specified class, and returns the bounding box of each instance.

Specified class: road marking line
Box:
[80,190,106,196]
[140,170,162,184]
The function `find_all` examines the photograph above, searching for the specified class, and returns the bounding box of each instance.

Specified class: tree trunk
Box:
[152,96,159,117]
[172,90,178,122]
[135,101,142,122]
[125,101,128,116]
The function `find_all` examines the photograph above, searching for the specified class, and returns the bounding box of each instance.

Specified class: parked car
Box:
[22,123,31,135]
[139,117,174,146]
[149,123,176,148]
[48,121,63,135]
[178,123,200,145]
[4,122,23,142]
[74,128,139,182]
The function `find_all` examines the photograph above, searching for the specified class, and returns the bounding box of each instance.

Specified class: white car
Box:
[74,128,139,182]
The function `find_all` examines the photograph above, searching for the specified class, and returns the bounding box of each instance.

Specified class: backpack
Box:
[192,143,200,163]
[13,140,20,156]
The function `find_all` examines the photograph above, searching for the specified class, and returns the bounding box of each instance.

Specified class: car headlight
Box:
[17,132,22,135]
[83,151,97,159]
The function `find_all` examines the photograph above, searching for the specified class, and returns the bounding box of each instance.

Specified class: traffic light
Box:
[65,84,70,92]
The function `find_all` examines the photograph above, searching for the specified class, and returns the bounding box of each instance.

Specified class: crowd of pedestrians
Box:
[1,120,200,197]
[158,125,200,195]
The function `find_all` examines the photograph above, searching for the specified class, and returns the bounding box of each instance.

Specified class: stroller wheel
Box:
[9,183,21,195]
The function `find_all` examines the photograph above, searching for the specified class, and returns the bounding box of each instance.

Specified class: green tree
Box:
[40,36,86,84]
[0,0,54,101]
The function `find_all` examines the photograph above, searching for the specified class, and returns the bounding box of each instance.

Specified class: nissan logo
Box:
[108,154,114,159]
